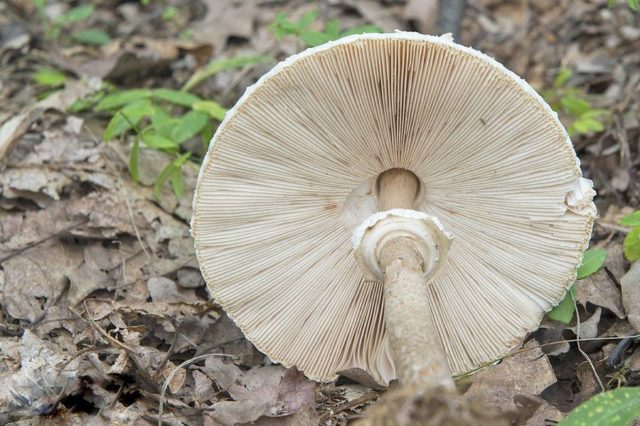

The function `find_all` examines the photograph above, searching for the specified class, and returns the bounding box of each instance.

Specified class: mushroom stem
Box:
[377,168,454,390]
[380,238,455,390]
[377,168,419,210]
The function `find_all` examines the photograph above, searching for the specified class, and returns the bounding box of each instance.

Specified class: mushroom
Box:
[192,33,596,394]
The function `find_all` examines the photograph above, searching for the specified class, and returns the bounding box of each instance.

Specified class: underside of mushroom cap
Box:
[191,32,596,386]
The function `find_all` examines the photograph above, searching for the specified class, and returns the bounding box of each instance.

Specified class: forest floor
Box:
[0,0,639,425]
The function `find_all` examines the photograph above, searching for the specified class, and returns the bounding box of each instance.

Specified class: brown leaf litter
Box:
[1,0,639,425]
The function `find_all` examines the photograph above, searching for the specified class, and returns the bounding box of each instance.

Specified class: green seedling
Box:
[542,68,609,136]
[96,88,220,197]
[69,54,265,198]
[32,68,66,87]
[32,1,111,46]
[620,211,640,261]
[270,10,382,47]
[182,55,271,92]
[31,67,67,100]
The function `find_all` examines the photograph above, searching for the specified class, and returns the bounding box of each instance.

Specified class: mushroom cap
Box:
[192,32,596,386]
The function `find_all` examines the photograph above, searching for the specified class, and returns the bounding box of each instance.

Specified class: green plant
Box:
[31,67,68,100]
[182,56,270,92]
[32,1,111,46]
[547,248,607,324]
[542,68,609,136]
[620,211,640,261]
[74,56,266,198]
[559,387,640,426]
[270,10,382,47]
[608,0,639,11]
[94,88,221,197]
[32,68,66,87]
[162,5,179,21]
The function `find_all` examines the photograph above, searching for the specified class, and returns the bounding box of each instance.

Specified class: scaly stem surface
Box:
[380,238,454,389]
[377,168,454,389]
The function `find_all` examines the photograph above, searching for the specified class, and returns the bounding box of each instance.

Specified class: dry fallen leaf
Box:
[67,243,118,305]
[203,357,243,391]
[3,242,83,322]
[193,0,256,53]
[205,365,316,426]
[0,79,100,164]
[577,270,625,318]
[58,37,212,79]
[0,331,82,423]
[621,261,640,331]
[193,369,216,403]
[147,276,199,304]
[463,340,557,420]
[278,368,316,413]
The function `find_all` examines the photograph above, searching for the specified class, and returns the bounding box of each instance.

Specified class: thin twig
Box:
[0,219,89,264]
[572,294,605,392]
[154,320,181,382]
[58,345,102,371]
[72,303,136,353]
[595,221,631,235]
[318,391,380,423]
[454,333,640,379]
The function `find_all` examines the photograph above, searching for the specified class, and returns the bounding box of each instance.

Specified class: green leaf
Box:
[273,26,287,40]
[324,20,341,38]
[129,138,140,182]
[297,10,318,29]
[623,228,640,262]
[201,121,215,149]
[96,89,152,110]
[162,5,178,21]
[554,68,573,88]
[582,108,609,119]
[182,55,270,91]
[192,100,227,121]
[34,0,47,11]
[169,169,184,197]
[68,97,96,113]
[561,96,591,116]
[32,68,66,87]
[300,31,334,47]
[270,11,301,38]
[574,117,605,134]
[141,132,179,149]
[171,110,208,143]
[629,0,639,11]
[558,387,640,426]
[56,4,95,26]
[547,285,576,324]
[608,0,617,6]
[72,29,111,46]
[153,89,201,107]
[577,248,608,279]
[340,25,383,37]
[154,152,191,199]
[620,211,640,227]
[103,100,154,141]
[150,107,177,138]
[68,91,105,113]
